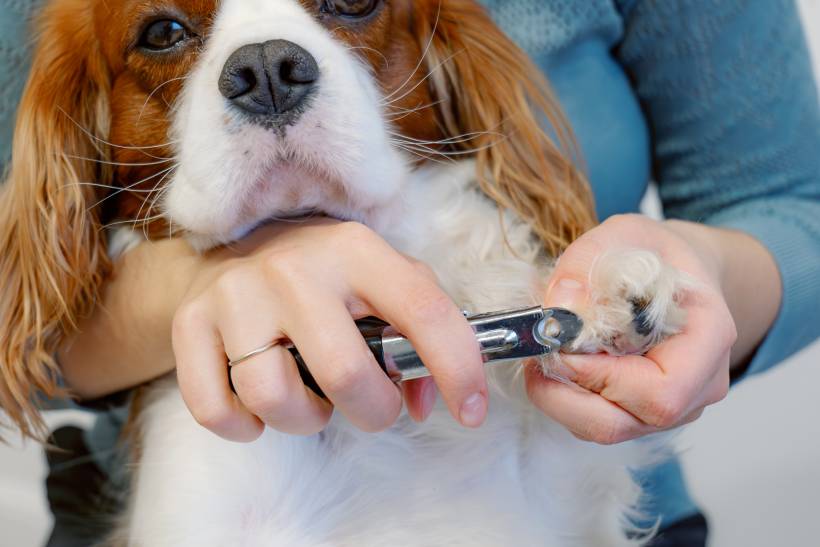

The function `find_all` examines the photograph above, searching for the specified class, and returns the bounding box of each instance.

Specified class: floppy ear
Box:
[418,0,596,255]
[0,1,111,438]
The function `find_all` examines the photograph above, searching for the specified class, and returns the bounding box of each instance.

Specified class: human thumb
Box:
[544,277,589,310]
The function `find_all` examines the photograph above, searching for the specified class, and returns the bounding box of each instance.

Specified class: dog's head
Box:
[0,0,594,437]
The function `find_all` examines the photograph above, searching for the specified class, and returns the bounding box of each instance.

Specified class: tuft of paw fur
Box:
[565,249,691,357]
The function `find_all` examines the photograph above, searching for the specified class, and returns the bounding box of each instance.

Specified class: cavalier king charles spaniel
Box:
[0,0,687,545]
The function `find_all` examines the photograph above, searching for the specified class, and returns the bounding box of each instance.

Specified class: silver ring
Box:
[228,341,279,367]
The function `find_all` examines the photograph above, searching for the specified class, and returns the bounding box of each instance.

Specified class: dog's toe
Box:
[565,249,690,356]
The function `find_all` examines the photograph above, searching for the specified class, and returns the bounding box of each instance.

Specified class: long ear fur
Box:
[0,1,111,439]
[419,0,596,255]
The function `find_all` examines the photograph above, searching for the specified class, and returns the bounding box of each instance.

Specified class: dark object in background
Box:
[647,513,709,547]
[44,425,122,547]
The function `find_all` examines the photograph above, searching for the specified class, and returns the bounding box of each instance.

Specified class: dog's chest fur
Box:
[122,163,651,547]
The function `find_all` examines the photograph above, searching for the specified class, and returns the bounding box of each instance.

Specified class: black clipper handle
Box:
[290,317,388,399]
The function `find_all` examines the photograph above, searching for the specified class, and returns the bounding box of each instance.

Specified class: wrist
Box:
[124,238,200,330]
[664,219,781,370]
[662,219,725,286]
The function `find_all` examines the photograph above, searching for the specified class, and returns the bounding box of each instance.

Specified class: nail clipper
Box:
[289,306,583,397]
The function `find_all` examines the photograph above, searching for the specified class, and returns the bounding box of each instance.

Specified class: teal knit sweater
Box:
[479,0,820,526]
[1,0,819,533]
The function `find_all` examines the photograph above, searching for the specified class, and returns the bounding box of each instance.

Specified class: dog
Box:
[0,1,688,545]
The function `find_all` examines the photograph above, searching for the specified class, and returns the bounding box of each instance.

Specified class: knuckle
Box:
[602,213,641,231]
[320,357,371,396]
[172,301,209,337]
[263,249,307,284]
[432,359,479,391]
[405,287,454,325]
[645,394,686,428]
[580,418,624,446]
[332,221,376,247]
[214,268,251,298]
[239,377,291,418]
[192,404,233,432]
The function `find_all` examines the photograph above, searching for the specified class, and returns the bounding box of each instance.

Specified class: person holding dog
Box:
[0,1,818,546]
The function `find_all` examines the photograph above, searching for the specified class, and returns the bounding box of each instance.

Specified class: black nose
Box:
[218,40,319,121]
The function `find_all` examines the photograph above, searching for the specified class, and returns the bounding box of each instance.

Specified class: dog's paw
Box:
[566,249,690,356]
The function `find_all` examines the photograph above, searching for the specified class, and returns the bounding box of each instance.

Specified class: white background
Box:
[1,2,819,546]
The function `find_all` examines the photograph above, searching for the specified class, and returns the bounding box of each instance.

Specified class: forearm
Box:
[58,238,197,399]
[665,220,782,371]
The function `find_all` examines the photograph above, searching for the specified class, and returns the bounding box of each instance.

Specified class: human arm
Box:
[528,0,820,443]
[56,238,198,400]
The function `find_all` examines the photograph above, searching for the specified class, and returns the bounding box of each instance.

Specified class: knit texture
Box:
[612,0,820,377]
[478,0,622,56]
[0,0,40,167]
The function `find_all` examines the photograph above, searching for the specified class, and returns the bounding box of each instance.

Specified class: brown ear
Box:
[0,1,111,439]
[417,0,596,255]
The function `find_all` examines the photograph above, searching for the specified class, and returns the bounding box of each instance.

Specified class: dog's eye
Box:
[139,19,188,51]
[323,0,377,17]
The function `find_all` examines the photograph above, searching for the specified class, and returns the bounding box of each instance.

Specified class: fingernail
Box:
[459,392,487,428]
[419,381,436,421]
[546,278,585,309]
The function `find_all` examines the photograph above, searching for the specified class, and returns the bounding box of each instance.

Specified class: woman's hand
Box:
[526,214,782,445]
[173,219,488,442]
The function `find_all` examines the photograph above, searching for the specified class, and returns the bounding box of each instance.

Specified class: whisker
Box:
[380,2,442,105]
[416,142,502,156]
[76,182,160,194]
[389,142,455,165]
[135,166,177,237]
[137,76,188,124]
[103,213,166,231]
[388,130,504,146]
[88,165,178,210]
[389,135,505,160]
[346,45,389,70]
[384,99,445,120]
[65,155,174,168]
[380,50,459,109]
[58,106,178,153]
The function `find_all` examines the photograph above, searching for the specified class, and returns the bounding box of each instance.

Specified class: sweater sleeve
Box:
[0,1,42,167]
[614,0,820,376]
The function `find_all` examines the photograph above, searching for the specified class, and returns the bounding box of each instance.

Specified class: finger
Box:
[230,346,333,435]
[402,377,437,422]
[403,256,440,284]
[542,234,609,310]
[218,292,333,435]
[524,364,659,445]
[393,257,442,422]
[348,249,487,428]
[172,304,263,442]
[282,291,403,433]
[553,276,734,427]
[558,344,728,430]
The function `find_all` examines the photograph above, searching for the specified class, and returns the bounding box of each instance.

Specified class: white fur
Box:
[128,164,664,547]
[163,0,406,248]
[120,1,689,545]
